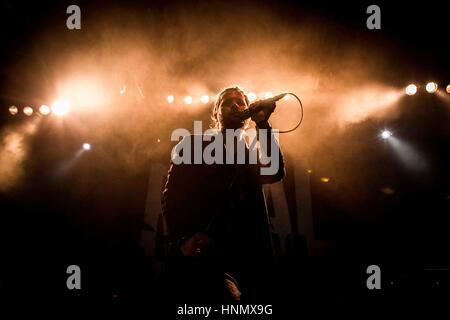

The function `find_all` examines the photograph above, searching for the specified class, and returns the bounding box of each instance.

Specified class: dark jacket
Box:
[161,125,285,263]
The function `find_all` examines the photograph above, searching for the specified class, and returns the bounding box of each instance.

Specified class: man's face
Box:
[219,90,248,129]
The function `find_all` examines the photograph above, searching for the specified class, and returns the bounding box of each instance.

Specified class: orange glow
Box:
[264,91,274,99]
[0,123,35,191]
[52,100,70,116]
[320,177,330,183]
[55,74,111,112]
[200,94,210,104]
[184,96,193,105]
[337,86,402,124]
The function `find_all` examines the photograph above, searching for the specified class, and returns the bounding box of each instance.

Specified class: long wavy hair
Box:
[210,85,250,131]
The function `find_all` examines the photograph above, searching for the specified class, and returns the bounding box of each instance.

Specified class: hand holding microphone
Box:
[230,91,302,133]
[248,93,287,125]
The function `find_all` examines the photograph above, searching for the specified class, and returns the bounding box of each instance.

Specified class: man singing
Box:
[161,85,285,301]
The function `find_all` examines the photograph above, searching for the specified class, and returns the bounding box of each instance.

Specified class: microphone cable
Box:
[276,92,304,134]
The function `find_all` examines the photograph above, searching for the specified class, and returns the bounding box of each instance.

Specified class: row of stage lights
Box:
[7,92,276,115]
[6,83,449,116]
[8,100,70,117]
[382,81,447,157]
[405,82,450,96]
[166,83,450,106]
[166,91,281,105]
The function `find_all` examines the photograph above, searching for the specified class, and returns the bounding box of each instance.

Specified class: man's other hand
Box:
[180,232,211,257]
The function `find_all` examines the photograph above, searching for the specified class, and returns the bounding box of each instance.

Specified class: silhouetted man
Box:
[161,85,285,301]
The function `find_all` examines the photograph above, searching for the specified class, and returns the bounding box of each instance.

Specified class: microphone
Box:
[249,93,287,108]
[232,93,287,121]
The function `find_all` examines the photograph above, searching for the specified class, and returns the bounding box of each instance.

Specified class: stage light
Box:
[82,143,91,151]
[247,92,257,102]
[23,106,33,116]
[385,135,428,171]
[39,105,51,115]
[381,130,393,139]
[9,105,18,115]
[446,84,450,94]
[119,84,126,95]
[425,82,438,93]
[200,95,210,104]
[167,95,175,104]
[405,84,417,96]
[320,177,330,183]
[184,96,193,105]
[52,100,70,116]
[264,92,274,99]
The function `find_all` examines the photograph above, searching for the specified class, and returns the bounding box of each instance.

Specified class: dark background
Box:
[0,0,449,308]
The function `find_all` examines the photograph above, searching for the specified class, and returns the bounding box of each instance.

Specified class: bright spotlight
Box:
[167,95,175,104]
[184,96,193,105]
[9,105,18,115]
[446,84,450,94]
[200,94,210,104]
[381,130,393,139]
[425,82,438,93]
[23,106,33,116]
[320,177,330,183]
[119,84,126,95]
[247,92,257,102]
[39,105,51,115]
[405,84,417,96]
[82,143,91,151]
[52,100,70,116]
[264,92,274,99]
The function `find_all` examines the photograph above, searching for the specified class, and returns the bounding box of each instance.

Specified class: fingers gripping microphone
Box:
[234,93,288,121]
[232,92,304,134]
